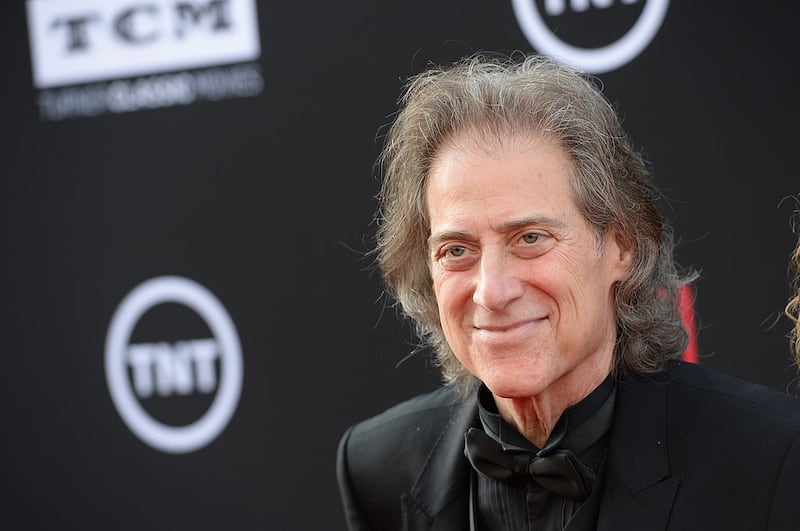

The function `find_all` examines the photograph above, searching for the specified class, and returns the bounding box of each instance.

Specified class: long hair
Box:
[786,208,800,366]
[374,52,696,390]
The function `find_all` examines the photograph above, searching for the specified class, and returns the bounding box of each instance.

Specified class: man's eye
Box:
[447,246,466,257]
[521,233,540,244]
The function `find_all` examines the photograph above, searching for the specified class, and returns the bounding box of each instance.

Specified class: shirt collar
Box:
[476,373,617,455]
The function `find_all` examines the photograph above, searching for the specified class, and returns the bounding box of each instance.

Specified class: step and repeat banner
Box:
[3,0,798,529]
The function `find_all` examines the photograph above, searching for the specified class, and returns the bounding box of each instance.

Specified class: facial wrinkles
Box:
[424,132,630,447]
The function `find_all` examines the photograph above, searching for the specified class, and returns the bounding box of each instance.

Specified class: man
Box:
[336,53,800,530]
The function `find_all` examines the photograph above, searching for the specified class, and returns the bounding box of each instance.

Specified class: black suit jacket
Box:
[337,361,800,530]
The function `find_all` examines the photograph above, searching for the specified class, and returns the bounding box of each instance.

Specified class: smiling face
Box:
[426,134,631,401]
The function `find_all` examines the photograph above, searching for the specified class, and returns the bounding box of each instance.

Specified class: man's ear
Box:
[608,226,634,279]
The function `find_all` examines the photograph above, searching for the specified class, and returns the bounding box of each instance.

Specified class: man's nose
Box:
[472,251,524,312]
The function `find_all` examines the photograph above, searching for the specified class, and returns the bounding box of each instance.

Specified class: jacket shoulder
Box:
[665,360,800,424]
[336,386,470,530]
[343,386,465,473]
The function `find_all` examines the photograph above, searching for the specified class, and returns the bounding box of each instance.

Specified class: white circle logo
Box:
[511,0,669,73]
[105,276,243,454]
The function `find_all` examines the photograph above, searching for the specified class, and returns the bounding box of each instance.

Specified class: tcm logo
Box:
[26,0,261,88]
[105,276,243,454]
[512,0,669,73]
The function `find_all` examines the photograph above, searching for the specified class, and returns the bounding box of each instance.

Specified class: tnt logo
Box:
[105,276,243,454]
[128,339,220,398]
[512,0,670,73]
[543,0,639,15]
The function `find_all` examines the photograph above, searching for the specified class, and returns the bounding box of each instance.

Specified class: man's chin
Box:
[482,373,549,401]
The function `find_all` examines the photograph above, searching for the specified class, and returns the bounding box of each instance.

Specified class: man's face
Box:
[426,134,631,400]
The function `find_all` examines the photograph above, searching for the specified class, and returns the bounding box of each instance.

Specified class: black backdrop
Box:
[3,1,799,529]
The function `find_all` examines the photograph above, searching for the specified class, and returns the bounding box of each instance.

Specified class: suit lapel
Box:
[401,392,479,531]
[597,371,680,531]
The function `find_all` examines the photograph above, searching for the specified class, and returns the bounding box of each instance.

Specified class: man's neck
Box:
[492,360,613,447]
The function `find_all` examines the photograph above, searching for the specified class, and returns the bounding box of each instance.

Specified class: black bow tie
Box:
[464,427,595,501]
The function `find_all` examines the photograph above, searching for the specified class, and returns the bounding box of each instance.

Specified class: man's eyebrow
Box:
[428,230,474,247]
[499,216,566,232]
[427,216,566,247]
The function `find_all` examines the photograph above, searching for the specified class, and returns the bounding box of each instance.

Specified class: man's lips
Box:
[473,317,545,333]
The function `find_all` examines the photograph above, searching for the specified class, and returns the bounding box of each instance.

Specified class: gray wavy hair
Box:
[373,52,695,390]
[787,207,800,366]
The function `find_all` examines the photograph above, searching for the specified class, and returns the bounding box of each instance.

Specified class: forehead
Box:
[426,132,578,219]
